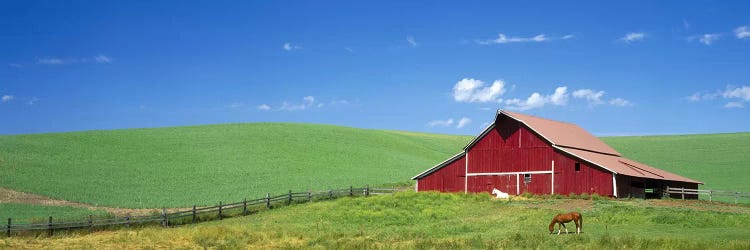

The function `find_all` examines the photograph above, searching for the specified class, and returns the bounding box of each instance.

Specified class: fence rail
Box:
[664,187,750,203]
[3,185,397,237]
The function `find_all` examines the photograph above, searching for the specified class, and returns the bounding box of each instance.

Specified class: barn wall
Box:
[417,155,465,193]
[553,150,614,196]
[464,117,614,196]
[467,116,552,173]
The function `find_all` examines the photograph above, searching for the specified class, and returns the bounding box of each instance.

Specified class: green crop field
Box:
[0,123,471,208]
[3,192,749,249]
[603,133,750,194]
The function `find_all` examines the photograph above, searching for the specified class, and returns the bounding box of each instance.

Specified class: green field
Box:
[3,192,749,249]
[0,123,471,208]
[603,133,750,192]
[1,123,748,211]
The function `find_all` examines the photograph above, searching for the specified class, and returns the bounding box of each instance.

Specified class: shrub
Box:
[580,192,590,200]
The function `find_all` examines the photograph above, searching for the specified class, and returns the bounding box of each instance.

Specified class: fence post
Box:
[192,205,197,224]
[88,214,93,232]
[218,202,223,220]
[681,187,685,200]
[350,186,353,196]
[736,192,739,204]
[243,198,248,215]
[365,185,370,197]
[288,190,292,205]
[126,214,130,229]
[307,190,312,202]
[162,208,168,227]
[48,216,53,237]
[266,193,271,209]
[6,218,10,238]
[328,189,333,199]
[709,190,712,202]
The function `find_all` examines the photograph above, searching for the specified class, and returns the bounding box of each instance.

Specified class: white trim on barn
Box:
[466,170,553,176]
[464,150,469,194]
[612,173,618,197]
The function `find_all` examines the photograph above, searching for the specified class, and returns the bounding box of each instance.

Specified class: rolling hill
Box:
[0,123,472,208]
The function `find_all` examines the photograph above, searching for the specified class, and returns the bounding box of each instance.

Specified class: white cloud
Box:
[572,89,605,105]
[37,58,67,65]
[619,32,646,43]
[722,86,750,101]
[1,95,13,103]
[549,87,568,105]
[427,118,454,127]
[735,26,750,39]
[477,33,549,45]
[36,55,113,65]
[8,63,23,68]
[283,43,302,51]
[683,19,690,30]
[562,34,575,40]
[698,34,721,45]
[456,117,471,128]
[505,93,546,111]
[407,36,418,47]
[724,102,744,108]
[689,85,750,108]
[257,104,271,111]
[609,98,632,107]
[504,86,569,111]
[94,55,112,63]
[453,78,506,103]
[345,47,354,53]
[258,96,347,111]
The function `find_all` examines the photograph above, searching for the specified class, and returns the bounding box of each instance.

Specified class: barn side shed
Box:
[413,110,702,199]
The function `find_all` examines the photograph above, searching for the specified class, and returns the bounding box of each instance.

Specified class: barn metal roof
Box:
[560,147,703,184]
[499,110,621,156]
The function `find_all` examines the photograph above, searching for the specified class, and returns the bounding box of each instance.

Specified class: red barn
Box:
[413,110,702,199]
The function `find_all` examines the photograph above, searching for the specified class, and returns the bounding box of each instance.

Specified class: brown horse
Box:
[548,212,582,235]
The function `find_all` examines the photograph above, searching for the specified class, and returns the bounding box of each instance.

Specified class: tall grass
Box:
[3,192,749,249]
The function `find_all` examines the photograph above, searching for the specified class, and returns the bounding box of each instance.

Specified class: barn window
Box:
[575,163,581,172]
[524,174,531,184]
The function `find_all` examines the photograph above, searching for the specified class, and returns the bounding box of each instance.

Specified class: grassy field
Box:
[0,123,471,208]
[0,203,110,224]
[1,122,747,211]
[3,192,749,249]
[603,133,750,193]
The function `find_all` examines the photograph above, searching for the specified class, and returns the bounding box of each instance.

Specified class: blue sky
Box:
[1,1,749,136]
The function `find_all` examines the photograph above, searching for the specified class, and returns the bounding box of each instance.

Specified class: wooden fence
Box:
[4,185,397,237]
[664,187,750,203]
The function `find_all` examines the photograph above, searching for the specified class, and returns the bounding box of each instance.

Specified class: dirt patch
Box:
[0,187,186,216]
